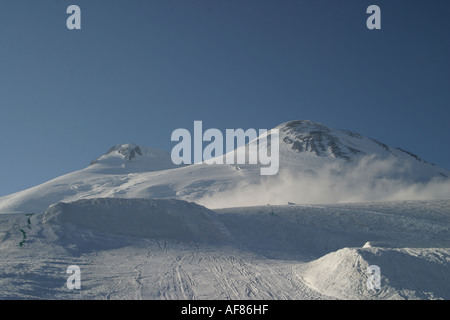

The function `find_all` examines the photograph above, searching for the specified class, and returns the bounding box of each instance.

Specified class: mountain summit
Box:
[90,143,143,165]
[276,120,445,174]
[278,120,369,160]
[105,144,143,162]
[89,143,179,174]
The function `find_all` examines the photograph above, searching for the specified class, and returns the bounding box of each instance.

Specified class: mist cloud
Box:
[197,155,450,209]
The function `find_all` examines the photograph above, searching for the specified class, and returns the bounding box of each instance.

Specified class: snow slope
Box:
[0,120,448,213]
[0,198,448,299]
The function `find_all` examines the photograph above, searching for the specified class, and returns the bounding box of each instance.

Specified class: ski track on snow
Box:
[0,199,449,300]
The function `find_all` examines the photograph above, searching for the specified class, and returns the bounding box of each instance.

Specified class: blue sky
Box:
[0,0,449,197]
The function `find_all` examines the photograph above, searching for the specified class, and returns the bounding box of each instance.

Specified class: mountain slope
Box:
[0,120,448,213]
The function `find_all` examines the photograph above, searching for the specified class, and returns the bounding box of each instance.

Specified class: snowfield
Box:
[0,198,448,300]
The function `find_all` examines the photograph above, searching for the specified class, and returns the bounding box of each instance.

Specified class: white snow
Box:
[1,121,448,214]
[0,121,449,300]
[302,247,450,300]
[0,198,449,299]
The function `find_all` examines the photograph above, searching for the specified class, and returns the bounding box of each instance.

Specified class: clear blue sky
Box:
[0,0,449,196]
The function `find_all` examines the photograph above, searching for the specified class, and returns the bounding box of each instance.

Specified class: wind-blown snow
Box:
[198,156,450,208]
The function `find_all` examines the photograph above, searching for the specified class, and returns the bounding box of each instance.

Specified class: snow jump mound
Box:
[43,198,227,243]
[301,246,450,300]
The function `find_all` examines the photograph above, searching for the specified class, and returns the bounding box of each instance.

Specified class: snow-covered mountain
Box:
[0,120,448,213]
[0,120,449,300]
